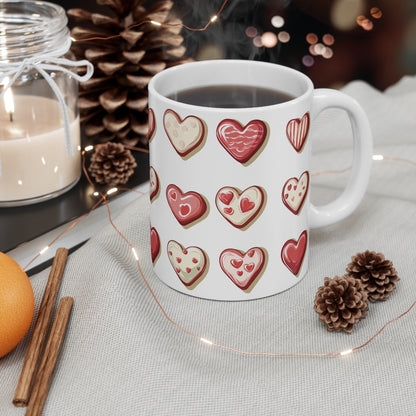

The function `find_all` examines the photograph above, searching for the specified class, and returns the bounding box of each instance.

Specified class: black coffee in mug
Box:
[167,85,295,108]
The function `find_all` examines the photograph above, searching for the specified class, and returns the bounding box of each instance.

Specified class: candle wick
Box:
[9,112,13,122]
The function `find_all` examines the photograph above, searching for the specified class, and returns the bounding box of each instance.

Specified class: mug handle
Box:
[309,89,373,229]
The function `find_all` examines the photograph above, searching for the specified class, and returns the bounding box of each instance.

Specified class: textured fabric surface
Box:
[1,77,416,415]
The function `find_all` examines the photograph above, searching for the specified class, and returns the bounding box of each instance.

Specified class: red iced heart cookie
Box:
[286,112,310,152]
[149,166,160,202]
[166,184,207,226]
[167,240,207,287]
[163,109,205,158]
[215,186,265,229]
[148,108,156,141]
[219,247,266,291]
[150,227,160,264]
[281,230,308,276]
[216,119,268,164]
[282,171,309,215]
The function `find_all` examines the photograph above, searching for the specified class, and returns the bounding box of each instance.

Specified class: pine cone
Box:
[88,142,137,186]
[68,0,191,148]
[314,276,368,334]
[346,251,399,302]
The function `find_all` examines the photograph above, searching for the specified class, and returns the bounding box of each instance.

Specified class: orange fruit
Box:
[0,252,34,358]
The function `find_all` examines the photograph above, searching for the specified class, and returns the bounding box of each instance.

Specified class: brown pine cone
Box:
[88,142,137,186]
[346,251,399,302]
[314,275,368,334]
[68,0,191,147]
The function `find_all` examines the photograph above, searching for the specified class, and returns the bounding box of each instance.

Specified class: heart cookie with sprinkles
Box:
[281,230,307,276]
[282,171,309,215]
[149,166,160,202]
[166,184,207,227]
[215,186,265,229]
[216,119,268,164]
[219,247,266,291]
[163,109,206,158]
[167,240,207,287]
[286,112,310,153]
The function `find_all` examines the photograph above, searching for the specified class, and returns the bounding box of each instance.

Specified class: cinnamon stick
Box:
[13,248,69,407]
[25,297,74,416]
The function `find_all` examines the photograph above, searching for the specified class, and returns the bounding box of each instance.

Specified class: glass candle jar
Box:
[0,1,92,206]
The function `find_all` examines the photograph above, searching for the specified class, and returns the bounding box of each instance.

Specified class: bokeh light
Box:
[253,36,263,47]
[302,55,314,67]
[362,20,374,31]
[309,45,318,56]
[245,26,258,38]
[261,32,278,48]
[322,34,335,46]
[331,0,365,31]
[306,33,318,45]
[322,47,334,59]
[370,7,382,19]
[271,15,285,28]
[278,31,290,43]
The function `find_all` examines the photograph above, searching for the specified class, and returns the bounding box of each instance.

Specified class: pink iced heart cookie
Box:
[215,186,265,229]
[167,240,207,287]
[281,230,308,276]
[286,112,310,152]
[219,247,266,291]
[163,109,205,158]
[216,119,268,164]
[148,108,156,141]
[166,184,207,226]
[149,166,160,202]
[150,227,160,264]
[282,171,309,215]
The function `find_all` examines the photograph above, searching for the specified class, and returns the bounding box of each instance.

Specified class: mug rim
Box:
[148,59,314,112]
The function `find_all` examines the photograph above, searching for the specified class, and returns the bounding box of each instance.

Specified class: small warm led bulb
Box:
[210,15,218,22]
[132,247,139,261]
[107,187,118,195]
[39,246,49,255]
[200,337,213,346]
[340,349,353,356]
[151,20,161,26]
[84,145,94,152]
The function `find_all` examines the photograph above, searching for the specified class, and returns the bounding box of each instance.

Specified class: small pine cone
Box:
[88,143,137,186]
[346,251,399,302]
[314,276,368,334]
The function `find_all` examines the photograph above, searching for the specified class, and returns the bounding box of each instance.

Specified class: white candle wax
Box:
[0,95,81,203]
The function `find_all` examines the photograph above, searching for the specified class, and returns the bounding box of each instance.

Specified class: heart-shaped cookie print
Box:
[215,186,265,229]
[163,109,205,158]
[282,171,309,215]
[281,230,307,276]
[150,227,160,264]
[148,108,156,141]
[167,240,207,287]
[219,247,266,291]
[166,184,208,227]
[216,119,268,164]
[286,112,310,153]
[149,166,160,202]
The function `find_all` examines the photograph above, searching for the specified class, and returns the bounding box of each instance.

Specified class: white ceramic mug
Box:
[148,60,372,301]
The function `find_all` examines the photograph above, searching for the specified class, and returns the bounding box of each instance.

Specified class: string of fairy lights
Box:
[19,0,416,358]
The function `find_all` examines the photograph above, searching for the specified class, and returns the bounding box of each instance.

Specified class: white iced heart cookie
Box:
[215,186,265,229]
[167,240,207,287]
[282,171,309,215]
[149,166,160,202]
[163,109,206,158]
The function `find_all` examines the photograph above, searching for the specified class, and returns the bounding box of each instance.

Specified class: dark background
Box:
[61,0,416,90]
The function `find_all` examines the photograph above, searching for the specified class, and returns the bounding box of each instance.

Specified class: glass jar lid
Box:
[0,1,70,62]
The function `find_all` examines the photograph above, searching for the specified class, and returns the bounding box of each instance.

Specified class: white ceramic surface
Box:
[148,60,372,300]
